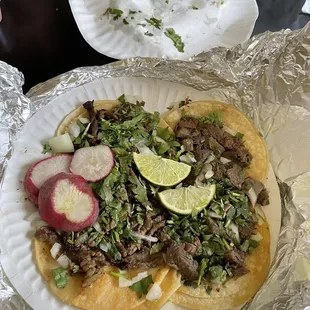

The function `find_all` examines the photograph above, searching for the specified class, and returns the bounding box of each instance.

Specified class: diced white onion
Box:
[247,187,258,206]
[136,139,154,155]
[251,232,263,242]
[97,132,103,140]
[68,122,81,138]
[223,126,237,136]
[119,277,133,288]
[57,254,70,268]
[220,157,231,164]
[93,221,102,232]
[204,164,214,180]
[208,211,222,219]
[99,243,110,252]
[132,232,158,243]
[230,223,240,243]
[146,283,162,301]
[32,220,48,229]
[79,117,90,124]
[78,233,88,244]
[131,272,148,283]
[49,133,74,153]
[205,153,216,164]
[180,154,196,164]
[175,183,183,189]
[50,242,61,259]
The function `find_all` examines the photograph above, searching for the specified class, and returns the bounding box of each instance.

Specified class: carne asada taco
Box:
[29,96,271,310]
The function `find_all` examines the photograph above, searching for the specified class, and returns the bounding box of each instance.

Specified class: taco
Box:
[29,96,271,310]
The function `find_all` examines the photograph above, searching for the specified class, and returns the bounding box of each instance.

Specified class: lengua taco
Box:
[26,95,271,310]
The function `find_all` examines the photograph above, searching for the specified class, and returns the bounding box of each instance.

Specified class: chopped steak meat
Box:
[239,223,255,241]
[222,149,252,167]
[207,218,220,235]
[176,127,192,138]
[182,138,194,152]
[225,248,246,267]
[210,160,226,181]
[184,237,201,256]
[225,162,244,188]
[257,188,270,206]
[242,177,270,206]
[116,242,128,258]
[176,119,198,130]
[194,144,211,163]
[83,100,98,143]
[209,137,225,157]
[35,226,60,246]
[122,247,165,269]
[165,242,198,281]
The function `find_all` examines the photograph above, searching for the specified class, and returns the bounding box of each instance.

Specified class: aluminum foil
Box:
[2,23,310,310]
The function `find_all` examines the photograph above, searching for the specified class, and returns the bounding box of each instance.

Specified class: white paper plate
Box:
[69,0,258,60]
[0,77,280,310]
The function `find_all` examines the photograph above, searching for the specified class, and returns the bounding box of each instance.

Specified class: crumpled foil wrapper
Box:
[2,22,310,310]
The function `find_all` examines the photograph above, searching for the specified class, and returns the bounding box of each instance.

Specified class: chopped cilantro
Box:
[105,8,123,20]
[111,270,128,278]
[117,94,126,104]
[144,31,154,36]
[129,10,137,14]
[123,18,129,25]
[206,285,212,295]
[150,242,164,254]
[138,23,146,27]
[145,17,162,29]
[130,274,153,298]
[53,267,69,288]
[235,132,244,139]
[164,28,184,53]
[192,5,199,9]
[42,142,52,154]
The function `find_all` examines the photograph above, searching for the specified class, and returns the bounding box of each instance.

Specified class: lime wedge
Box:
[158,184,216,215]
[133,153,191,187]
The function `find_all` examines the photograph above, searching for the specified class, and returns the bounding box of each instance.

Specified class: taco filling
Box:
[30,96,270,308]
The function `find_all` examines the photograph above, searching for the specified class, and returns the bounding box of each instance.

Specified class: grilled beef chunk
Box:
[242,177,270,206]
[166,242,199,281]
[210,160,226,180]
[35,226,60,245]
[83,100,98,143]
[182,138,194,152]
[225,248,246,267]
[122,247,165,269]
[184,238,201,256]
[207,218,220,235]
[257,188,270,206]
[209,137,225,157]
[225,162,244,188]
[194,144,211,163]
[166,243,198,280]
[176,127,192,138]
[222,149,252,167]
[239,223,255,241]
[233,266,249,277]
[176,119,198,130]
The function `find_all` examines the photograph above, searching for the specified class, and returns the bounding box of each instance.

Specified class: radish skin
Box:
[70,145,114,182]
[24,155,72,205]
[38,172,99,232]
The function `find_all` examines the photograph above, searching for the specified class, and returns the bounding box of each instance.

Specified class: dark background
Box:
[0,0,308,93]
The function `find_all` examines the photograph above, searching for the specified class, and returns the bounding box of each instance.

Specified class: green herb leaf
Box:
[192,5,198,9]
[235,132,244,139]
[123,18,129,25]
[164,28,184,53]
[53,267,69,288]
[129,10,137,14]
[111,270,128,278]
[145,17,162,29]
[117,94,126,104]
[42,142,52,154]
[107,8,123,20]
[129,274,153,298]
[144,31,154,36]
[150,242,164,254]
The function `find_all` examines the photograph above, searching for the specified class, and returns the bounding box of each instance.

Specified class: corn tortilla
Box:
[164,100,269,182]
[34,240,171,310]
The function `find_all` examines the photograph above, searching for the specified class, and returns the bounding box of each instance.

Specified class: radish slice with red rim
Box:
[70,145,114,182]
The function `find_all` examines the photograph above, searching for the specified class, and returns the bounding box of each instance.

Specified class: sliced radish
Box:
[70,145,114,182]
[24,154,72,205]
[49,133,75,153]
[38,172,99,232]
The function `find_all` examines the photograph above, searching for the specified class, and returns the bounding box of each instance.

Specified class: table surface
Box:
[0,0,308,93]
